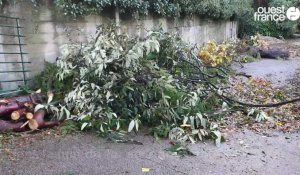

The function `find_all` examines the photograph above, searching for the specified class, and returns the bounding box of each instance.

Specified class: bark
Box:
[0,101,23,118]
[33,109,60,129]
[9,94,42,104]
[259,47,289,59]
[0,120,27,132]
[0,109,60,132]
[0,94,42,118]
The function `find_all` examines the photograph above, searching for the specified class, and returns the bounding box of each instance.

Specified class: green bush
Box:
[32,62,73,100]
[238,0,299,38]
[55,25,231,143]
[53,0,249,19]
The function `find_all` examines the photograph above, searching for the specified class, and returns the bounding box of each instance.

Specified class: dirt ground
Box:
[1,40,300,175]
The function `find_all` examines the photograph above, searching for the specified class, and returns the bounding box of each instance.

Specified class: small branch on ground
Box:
[223,95,300,107]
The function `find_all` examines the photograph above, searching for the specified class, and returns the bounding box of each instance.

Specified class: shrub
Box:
[32,62,73,100]
[238,0,299,38]
[56,25,234,143]
[53,0,249,20]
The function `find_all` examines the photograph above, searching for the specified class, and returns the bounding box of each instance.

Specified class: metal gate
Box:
[0,15,30,96]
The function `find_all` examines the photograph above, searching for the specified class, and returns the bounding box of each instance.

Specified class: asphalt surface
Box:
[1,129,300,175]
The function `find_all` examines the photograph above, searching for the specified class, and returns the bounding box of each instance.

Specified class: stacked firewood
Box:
[0,94,60,132]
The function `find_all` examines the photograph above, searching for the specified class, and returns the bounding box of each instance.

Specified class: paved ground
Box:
[233,58,300,87]
[0,129,300,175]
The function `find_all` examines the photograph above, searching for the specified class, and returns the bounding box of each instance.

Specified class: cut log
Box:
[0,120,27,132]
[0,109,60,132]
[20,110,60,131]
[33,109,60,129]
[253,35,290,59]
[0,94,42,118]
[28,119,38,130]
[0,94,42,105]
[258,47,289,59]
[26,112,33,120]
[11,108,27,121]
[9,94,42,104]
[0,102,23,118]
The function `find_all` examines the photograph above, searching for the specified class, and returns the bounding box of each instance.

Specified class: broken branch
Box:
[223,95,300,107]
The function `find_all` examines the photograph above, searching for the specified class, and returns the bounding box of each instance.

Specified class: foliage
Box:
[59,120,80,135]
[55,25,235,144]
[53,0,249,19]
[198,41,233,67]
[151,122,171,140]
[32,62,73,100]
[238,0,299,38]
[166,142,196,157]
[0,0,37,6]
[240,56,259,63]
[54,0,150,16]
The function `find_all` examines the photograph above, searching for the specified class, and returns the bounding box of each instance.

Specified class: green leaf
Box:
[135,119,139,131]
[247,108,255,116]
[212,131,222,147]
[81,122,89,131]
[100,124,104,132]
[128,120,135,132]
[116,121,120,130]
[34,104,45,112]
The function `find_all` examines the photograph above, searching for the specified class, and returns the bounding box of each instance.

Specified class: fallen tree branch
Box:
[235,73,252,78]
[204,81,300,108]
[222,95,300,107]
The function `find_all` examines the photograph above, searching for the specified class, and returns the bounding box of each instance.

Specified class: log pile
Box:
[0,94,60,132]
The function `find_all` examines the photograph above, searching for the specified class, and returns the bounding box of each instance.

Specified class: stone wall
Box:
[0,0,237,90]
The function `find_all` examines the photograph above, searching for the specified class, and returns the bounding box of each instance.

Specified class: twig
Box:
[236,73,252,78]
[222,95,300,107]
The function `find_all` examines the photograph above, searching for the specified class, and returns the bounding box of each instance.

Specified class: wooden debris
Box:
[11,109,26,121]
[0,94,42,118]
[0,94,61,132]
[0,120,26,132]
[26,112,33,120]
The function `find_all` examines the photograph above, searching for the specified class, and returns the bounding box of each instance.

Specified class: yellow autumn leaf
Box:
[276,121,283,126]
[142,168,151,172]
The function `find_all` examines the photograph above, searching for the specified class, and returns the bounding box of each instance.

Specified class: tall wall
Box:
[0,0,237,90]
